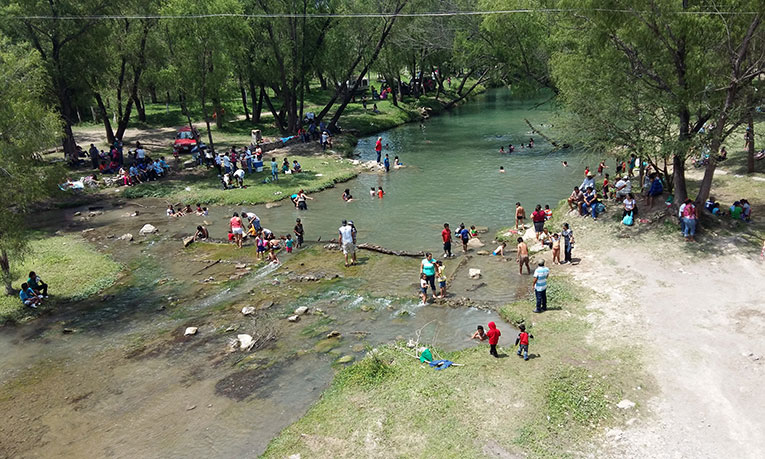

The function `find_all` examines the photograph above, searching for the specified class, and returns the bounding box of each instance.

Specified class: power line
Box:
[4,8,760,21]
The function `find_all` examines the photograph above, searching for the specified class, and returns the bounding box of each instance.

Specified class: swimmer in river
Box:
[562,161,568,167]
[499,166,506,173]
[499,146,505,153]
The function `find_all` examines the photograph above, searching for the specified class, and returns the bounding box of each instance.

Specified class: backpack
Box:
[622,214,634,226]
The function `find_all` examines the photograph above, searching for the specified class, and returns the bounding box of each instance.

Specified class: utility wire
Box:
[5,8,760,21]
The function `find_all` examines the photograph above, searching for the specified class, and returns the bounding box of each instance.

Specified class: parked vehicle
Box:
[173,126,198,156]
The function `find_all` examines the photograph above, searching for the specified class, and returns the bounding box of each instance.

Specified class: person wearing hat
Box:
[579,173,595,192]
[532,260,550,313]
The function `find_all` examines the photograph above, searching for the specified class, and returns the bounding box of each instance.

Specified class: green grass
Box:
[120,154,357,205]
[0,235,122,324]
[262,274,646,458]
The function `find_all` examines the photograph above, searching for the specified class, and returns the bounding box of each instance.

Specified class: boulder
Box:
[326,330,341,338]
[287,315,299,322]
[468,268,481,279]
[616,399,636,410]
[336,355,354,364]
[294,306,309,316]
[183,236,195,247]
[265,202,281,209]
[474,226,489,234]
[237,334,254,351]
[139,224,158,235]
[184,327,198,336]
[73,211,82,216]
[476,250,490,256]
[467,237,485,249]
[82,228,95,233]
[241,306,255,316]
[118,233,134,241]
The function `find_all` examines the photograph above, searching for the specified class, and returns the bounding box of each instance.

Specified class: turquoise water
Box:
[248,88,588,251]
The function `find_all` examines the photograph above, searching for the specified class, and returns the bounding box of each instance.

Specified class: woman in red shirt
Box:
[375,137,382,163]
[532,205,546,241]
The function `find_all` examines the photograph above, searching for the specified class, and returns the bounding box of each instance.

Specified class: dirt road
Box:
[569,221,765,457]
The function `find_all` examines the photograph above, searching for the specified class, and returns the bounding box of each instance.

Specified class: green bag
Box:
[419,348,433,363]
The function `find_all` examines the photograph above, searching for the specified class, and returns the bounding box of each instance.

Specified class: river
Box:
[0,89,587,457]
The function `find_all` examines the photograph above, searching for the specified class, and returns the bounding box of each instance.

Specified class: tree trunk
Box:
[318,71,328,90]
[263,90,288,134]
[672,154,688,204]
[456,68,475,97]
[747,111,755,173]
[239,76,250,121]
[134,93,146,122]
[1,249,12,295]
[149,85,158,103]
[213,98,223,129]
[94,92,116,145]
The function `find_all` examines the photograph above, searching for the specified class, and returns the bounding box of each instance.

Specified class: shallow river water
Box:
[0,89,587,457]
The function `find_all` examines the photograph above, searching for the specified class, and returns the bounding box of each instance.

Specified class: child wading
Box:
[515,324,534,360]
[486,321,501,358]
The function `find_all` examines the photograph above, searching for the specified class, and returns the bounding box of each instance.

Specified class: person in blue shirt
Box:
[384,154,390,172]
[456,223,470,253]
[533,260,550,313]
[159,157,170,172]
[19,283,42,308]
[270,158,279,181]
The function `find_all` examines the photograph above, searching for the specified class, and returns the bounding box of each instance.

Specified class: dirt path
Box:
[567,218,765,457]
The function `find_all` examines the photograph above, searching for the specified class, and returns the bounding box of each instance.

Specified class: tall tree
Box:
[3,0,111,159]
[0,37,62,294]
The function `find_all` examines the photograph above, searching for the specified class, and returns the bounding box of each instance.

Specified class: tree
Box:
[162,0,248,152]
[0,37,62,294]
[3,0,111,159]
[551,0,764,205]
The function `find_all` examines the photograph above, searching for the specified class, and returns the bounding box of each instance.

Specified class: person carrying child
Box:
[486,321,501,358]
[515,324,534,360]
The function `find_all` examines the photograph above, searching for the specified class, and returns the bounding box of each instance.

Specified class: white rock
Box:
[139,224,158,235]
[467,237,485,249]
[287,315,299,322]
[294,306,309,316]
[241,306,256,316]
[237,334,254,350]
[82,228,95,233]
[616,399,636,409]
[288,454,301,459]
[468,268,481,279]
[118,233,134,241]
[184,327,198,336]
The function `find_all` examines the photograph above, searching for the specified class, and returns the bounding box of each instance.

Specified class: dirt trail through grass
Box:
[567,215,765,457]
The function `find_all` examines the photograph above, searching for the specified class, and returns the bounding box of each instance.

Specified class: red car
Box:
[173,126,197,156]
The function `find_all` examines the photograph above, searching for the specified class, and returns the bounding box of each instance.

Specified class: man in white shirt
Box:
[135,144,146,164]
[614,176,632,200]
[338,219,356,267]
[580,174,595,192]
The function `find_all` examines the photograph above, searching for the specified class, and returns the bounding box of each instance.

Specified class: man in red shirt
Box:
[531,204,546,241]
[375,137,382,163]
[441,223,453,258]
[486,321,501,358]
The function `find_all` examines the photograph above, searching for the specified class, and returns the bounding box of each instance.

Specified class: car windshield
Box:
[177,131,193,140]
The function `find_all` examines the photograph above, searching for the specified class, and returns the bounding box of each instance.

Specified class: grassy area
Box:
[0,235,122,324]
[120,154,357,205]
[262,276,648,458]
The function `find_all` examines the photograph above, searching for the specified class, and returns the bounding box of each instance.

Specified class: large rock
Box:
[237,334,254,351]
[468,268,481,279]
[184,327,198,336]
[287,315,299,322]
[139,224,158,235]
[118,233,134,241]
[294,306,309,316]
[467,238,485,249]
[241,306,255,316]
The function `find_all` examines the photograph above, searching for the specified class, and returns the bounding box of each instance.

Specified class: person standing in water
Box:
[339,219,357,267]
[294,218,304,248]
[441,223,453,258]
[516,237,531,275]
[420,252,438,301]
[229,212,244,249]
[384,154,390,172]
[375,137,383,163]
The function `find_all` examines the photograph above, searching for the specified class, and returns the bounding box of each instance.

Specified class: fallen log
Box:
[357,243,425,258]
[524,119,561,149]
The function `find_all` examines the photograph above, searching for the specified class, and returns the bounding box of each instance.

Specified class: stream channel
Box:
[0,89,587,457]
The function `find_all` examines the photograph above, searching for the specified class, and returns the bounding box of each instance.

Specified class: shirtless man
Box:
[516,237,531,275]
[515,202,526,230]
